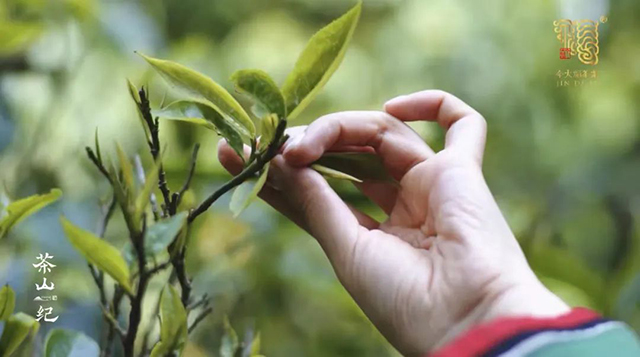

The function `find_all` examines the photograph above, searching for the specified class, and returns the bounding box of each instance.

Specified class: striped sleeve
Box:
[430,308,640,356]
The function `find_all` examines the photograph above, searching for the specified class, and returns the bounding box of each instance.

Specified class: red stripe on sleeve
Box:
[430,308,600,357]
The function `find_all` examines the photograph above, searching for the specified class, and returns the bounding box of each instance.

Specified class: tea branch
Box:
[187,118,288,223]
[137,88,172,217]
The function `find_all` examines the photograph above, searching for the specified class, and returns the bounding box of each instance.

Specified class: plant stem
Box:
[175,143,200,209]
[188,307,213,334]
[123,221,149,357]
[188,119,288,223]
[138,87,172,216]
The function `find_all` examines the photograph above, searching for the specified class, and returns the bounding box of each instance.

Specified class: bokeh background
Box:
[1,0,640,355]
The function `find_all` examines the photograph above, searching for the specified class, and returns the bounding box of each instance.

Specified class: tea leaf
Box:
[44,329,99,357]
[281,2,361,120]
[60,217,133,295]
[0,285,15,320]
[231,69,285,119]
[150,285,187,357]
[0,189,62,239]
[115,143,136,196]
[133,157,161,222]
[145,212,187,257]
[259,114,278,150]
[138,53,255,136]
[229,165,269,217]
[313,152,393,182]
[311,164,362,183]
[0,312,39,357]
[220,316,238,357]
[158,99,246,158]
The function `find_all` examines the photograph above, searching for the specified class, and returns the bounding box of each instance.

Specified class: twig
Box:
[175,143,200,209]
[188,307,213,334]
[123,221,149,357]
[172,248,192,307]
[138,88,172,216]
[86,147,112,184]
[100,305,126,340]
[188,294,209,310]
[188,119,288,223]
[147,260,172,275]
[103,286,125,357]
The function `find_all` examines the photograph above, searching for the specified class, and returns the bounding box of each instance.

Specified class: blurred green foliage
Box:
[0,0,639,356]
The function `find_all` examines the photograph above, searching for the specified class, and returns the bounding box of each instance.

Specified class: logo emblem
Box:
[553,19,600,65]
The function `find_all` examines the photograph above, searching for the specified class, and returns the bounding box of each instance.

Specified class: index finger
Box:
[283,111,433,179]
[384,90,487,164]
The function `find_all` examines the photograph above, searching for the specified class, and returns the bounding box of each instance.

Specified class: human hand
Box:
[217,90,569,355]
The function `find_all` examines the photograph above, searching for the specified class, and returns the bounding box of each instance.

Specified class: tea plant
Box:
[47,2,381,357]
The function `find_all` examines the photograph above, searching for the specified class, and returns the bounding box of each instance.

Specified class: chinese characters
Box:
[32,252,58,323]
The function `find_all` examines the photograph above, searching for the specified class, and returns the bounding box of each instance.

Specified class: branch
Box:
[138,88,172,216]
[123,221,149,357]
[188,307,213,334]
[188,293,209,310]
[86,147,112,184]
[175,143,200,209]
[188,119,288,223]
[100,305,126,341]
[147,260,172,275]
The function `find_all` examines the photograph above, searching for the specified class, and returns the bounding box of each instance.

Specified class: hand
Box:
[217,90,569,355]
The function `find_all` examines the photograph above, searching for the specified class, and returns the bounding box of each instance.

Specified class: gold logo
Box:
[553,19,601,65]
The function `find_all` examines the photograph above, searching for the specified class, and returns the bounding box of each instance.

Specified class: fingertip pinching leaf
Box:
[229,165,269,217]
[313,152,393,183]
[0,188,62,239]
[281,1,362,120]
[60,217,133,295]
[137,52,256,136]
[311,164,362,183]
[231,69,285,120]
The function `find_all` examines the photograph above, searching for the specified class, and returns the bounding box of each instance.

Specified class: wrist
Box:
[434,275,570,351]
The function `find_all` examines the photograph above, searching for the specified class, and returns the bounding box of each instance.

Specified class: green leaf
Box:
[229,165,269,217]
[60,217,133,295]
[158,99,246,159]
[150,285,187,357]
[281,1,362,120]
[133,158,161,223]
[230,69,285,120]
[0,312,39,357]
[137,52,255,136]
[249,332,261,356]
[126,79,141,104]
[258,114,278,150]
[94,129,102,164]
[0,189,62,239]
[0,22,43,56]
[145,212,187,257]
[115,143,136,196]
[311,164,362,183]
[44,329,99,357]
[0,285,15,321]
[220,316,238,357]
[313,152,393,182]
